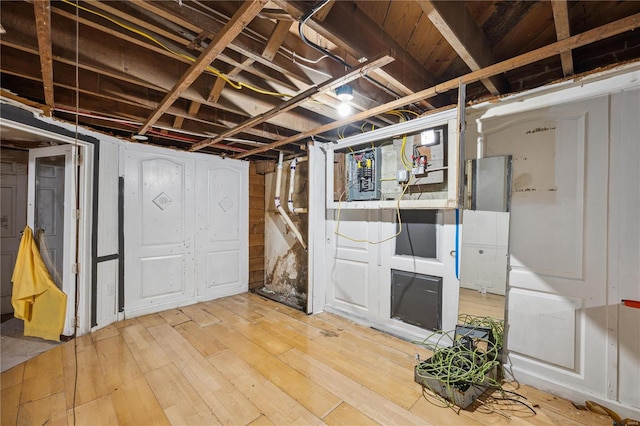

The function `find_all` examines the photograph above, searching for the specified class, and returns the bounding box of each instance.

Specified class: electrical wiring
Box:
[59,0,291,99]
[458,314,505,349]
[333,176,412,245]
[414,329,502,410]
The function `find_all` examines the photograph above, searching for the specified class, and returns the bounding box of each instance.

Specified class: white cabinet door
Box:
[124,149,195,314]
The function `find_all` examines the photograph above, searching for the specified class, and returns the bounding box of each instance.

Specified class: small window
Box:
[395,210,437,258]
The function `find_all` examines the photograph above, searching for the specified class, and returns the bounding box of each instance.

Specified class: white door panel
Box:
[125,151,195,312]
[195,163,247,297]
[479,97,609,393]
[0,149,28,315]
[27,145,77,336]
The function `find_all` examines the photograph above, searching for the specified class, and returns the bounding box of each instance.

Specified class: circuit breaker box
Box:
[346,147,381,201]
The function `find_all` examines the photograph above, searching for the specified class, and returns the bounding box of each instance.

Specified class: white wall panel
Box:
[97,141,119,257]
[610,89,640,410]
[96,260,117,324]
[463,68,640,418]
[508,289,579,369]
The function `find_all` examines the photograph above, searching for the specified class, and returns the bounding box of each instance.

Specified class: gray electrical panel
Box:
[346,147,381,201]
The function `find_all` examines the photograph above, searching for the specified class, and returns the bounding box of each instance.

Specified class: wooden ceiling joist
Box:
[190,52,395,151]
[551,0,574,76]
[235,11,640,159]
[138,0,267,135]
[33,0,54,115]
[273,0,446,110]
[419,0,508,96]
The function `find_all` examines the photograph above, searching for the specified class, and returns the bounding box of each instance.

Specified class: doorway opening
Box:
[0,121,93,370]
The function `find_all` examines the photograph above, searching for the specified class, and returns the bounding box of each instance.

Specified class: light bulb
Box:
[337,102,352,117]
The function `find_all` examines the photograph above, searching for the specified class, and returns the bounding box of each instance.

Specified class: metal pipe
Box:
[275,152,307,249]
[288,156,308,214]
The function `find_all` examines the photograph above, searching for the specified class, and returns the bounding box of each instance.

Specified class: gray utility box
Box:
[346,147,381,201]
[414,359,497,408]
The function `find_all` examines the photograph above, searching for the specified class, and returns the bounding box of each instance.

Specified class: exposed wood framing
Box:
[273,0,446,110]
[190,52,395,151]
[418,1,508,96]
[262,20,291,61]
[33,0,54,115]
[235,12,640,159]
[552,0,574,76]
[138,0,267,135]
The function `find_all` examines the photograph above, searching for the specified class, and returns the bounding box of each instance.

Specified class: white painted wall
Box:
[316,63,640,418]
[463,65,640,418]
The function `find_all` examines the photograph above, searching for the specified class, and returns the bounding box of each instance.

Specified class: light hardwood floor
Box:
[458,288,505,320]
[2,292,610,425]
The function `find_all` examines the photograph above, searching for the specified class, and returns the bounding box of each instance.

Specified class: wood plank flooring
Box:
[2,292,610,425]
[458,288,506,320]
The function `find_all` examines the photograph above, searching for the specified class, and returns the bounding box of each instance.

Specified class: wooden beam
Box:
[234,12,640,159]
[190,52,394,151]
[272,0,446,109]
[134,0,314,87]
[262,20,291,61]
[206,20,290,103]
[33,0,54,115]
[418,1,508,96]
[174,100,202,129]
[208,77,228,103]
[313,0,336,22]
[138,0,267,135]
[551,0,574,76]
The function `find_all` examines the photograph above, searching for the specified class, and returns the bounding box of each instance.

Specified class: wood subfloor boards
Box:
[2,292,611,426]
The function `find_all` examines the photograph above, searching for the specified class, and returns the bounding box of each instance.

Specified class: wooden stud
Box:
[552,0,574,76]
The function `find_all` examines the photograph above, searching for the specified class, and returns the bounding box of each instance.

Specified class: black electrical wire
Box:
[298,0,425,112]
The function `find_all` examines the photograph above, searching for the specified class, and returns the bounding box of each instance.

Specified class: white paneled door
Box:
[124,149,196,314]
[124,145,248,317]
[27,145,78,336]
[195,162,247,298]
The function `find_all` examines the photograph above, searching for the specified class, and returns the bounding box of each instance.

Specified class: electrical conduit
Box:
[288,156,308,214]
[275,152,307,250]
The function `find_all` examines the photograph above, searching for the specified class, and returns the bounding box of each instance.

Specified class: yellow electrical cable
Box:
[400,134,413,171]
[60,0,291,99]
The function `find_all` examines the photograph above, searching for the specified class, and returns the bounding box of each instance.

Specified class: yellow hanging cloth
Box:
[11,226,67,341]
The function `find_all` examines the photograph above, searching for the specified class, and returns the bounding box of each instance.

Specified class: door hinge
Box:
[72,263,81,274]
[75,153,83,166]
[73,209,81,220]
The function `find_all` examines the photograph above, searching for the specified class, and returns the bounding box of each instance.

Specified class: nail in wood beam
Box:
[419,0,508,96]
[552,0,574,76]
[234,12,640,159]
[138,0,267,135]
[190,52,394,151]
[33,0,54,115]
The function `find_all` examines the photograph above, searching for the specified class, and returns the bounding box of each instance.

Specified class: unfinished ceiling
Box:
[1,1,639,159]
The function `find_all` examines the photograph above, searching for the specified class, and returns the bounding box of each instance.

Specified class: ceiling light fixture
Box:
[337,102,352,117]
[132,134,148,141]
[335,84,354,102]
